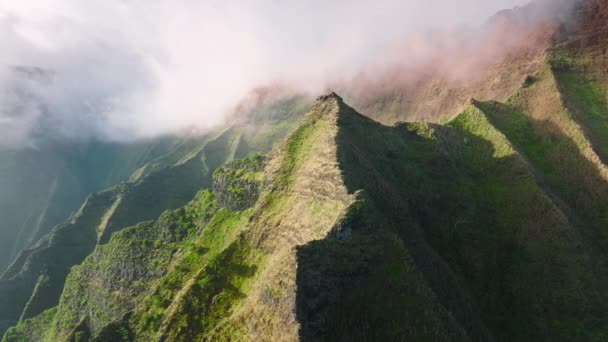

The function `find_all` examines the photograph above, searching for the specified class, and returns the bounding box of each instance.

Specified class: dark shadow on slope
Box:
[296,98,608,341]
[92,313,134,342]
[477,100,608,332]
[550,50,608,165]
[477,100,608,255]
[297,102,487,341]
[297,230,471,342]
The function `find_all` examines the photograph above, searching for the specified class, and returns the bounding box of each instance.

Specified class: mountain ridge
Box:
[2,0,608,340]
[5,85,608,340]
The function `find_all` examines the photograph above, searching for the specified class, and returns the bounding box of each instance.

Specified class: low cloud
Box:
[0,0,571,147]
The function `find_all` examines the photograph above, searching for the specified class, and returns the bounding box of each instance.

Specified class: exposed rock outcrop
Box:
[212,155,265,211]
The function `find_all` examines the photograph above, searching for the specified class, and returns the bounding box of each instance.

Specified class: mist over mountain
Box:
[0,0,561,271]
[2,0,608,341]
[0,0,560,147]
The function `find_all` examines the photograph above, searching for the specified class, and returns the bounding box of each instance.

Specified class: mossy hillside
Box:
[136,94,607,341]
[4,89,608,341]
[200,95,503,341]
[196,94,357,341]
[2,308,56,342]
[0,133,195,278]
[466,78,608,339]
[51,223,179,341]
[212,154,265,211]
[129,208,251,341]
[550,48,608,163]
[90,318,132,342]
[127,99,353,340]
[297,232,469,341]
[0,189,120,337]
[2,189,219,342]
[476,98,608,230]
[0,137,231,339]
[320,97,600,340]
[4,152,265,341]
[0,153,210,338]
[0,120,289,339]
[0,90,308,340]
[59,190,219,340]
[98,127,241,244]
[147,234,261,341]
[101,113,305,245]
[475,64,608,262]
[257,114,318,209]
[447,107,599,339]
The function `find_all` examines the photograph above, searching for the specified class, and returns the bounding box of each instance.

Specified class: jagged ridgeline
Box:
[3,1,608,340]
[4,84,608,341]
[0,96,309,340]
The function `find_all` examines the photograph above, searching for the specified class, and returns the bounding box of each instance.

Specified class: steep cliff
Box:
[0,95,309,338]
[3,1,608,340]
[6,91,607,341]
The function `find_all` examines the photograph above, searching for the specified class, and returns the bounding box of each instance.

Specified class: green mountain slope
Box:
[3,2,608,341]
[0,137,188,272]
[0,96,308,338]
[6,91,607,341]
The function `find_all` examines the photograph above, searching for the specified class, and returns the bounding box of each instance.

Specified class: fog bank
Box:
[1,0,571,147]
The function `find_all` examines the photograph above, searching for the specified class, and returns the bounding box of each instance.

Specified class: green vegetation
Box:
[150,235,261,341]
[3,188,221,341]
[0,189,120,338]
[0,110,305,339]
[3,308,57,342]
[3,37,608,341]
[550,49,608,162]
[296,96,604,341]
[131,207,251,341]
[274,120,317,191]
[212,154,265,211]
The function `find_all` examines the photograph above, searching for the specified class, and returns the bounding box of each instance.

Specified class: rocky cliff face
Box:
[212,155,265,211]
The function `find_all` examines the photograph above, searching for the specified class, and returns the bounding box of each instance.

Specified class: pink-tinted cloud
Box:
[0,0,573,147]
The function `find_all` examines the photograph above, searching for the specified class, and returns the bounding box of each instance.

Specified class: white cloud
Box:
[0,0,546,146]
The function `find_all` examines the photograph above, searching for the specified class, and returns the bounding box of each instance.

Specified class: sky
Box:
[0,0,546,147]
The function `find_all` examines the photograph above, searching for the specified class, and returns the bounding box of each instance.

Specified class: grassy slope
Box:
[1,97,307,341]
[131,94,606,340]
[466,54,608,339]
[2,150,274,342]
[201,94,605,341]
[0,132,230,335]
[125,95,356,341]
[0,123,291,339]
[4,82,608,341]
[3,189,219,342]
[447,107,600,340]
[4,95,354,341]
[321,96,601,341]
[0,190,119,338]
